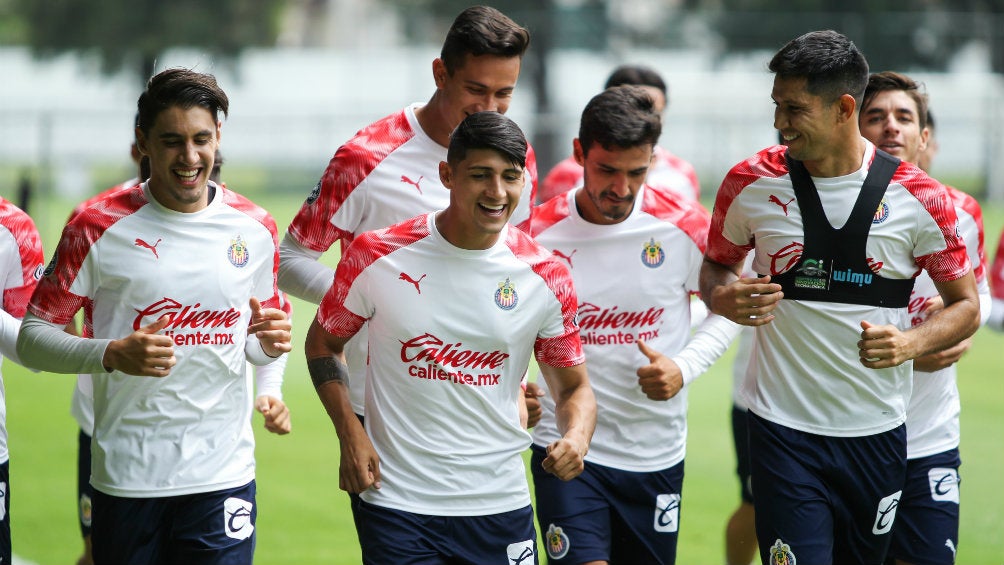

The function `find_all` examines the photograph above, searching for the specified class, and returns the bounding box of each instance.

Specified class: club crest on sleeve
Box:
[33,262,45,280]
[769,538,796,565]
[306,180,322,204]
[872,198,889,224]
[228,235,249,268]
[42,251,59,277]
[641,237,665,268]
[495,277,518,310]
[545,523,570,560]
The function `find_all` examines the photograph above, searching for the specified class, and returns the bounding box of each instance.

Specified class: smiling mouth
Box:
[479,202,506,216]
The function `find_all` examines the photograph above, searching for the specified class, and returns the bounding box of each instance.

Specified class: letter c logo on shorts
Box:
[223,497,254,540]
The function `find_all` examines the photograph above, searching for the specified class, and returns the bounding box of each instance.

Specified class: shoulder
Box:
[220,186,277,232]
[640,187,710,249]
[68,184,148,244]
[528,193,573,237]
[339,109,415,163]
[348,213,432,263]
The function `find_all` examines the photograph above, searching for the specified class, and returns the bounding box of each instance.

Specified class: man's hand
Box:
[913,338,972,372]
[524,382,544,428]
[709,275,783,326]
[636,340,683,401]
[248,297,292,357]
[338,423,381,493]
[542,436,588,481]
[102,315,176,376]
[256,395,291,434]
[858,320,915,369]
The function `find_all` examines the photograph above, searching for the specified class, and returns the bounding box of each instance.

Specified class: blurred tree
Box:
[697,0,1004,74]
[12,0,285,80]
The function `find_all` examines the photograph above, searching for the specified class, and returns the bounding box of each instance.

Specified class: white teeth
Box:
[483,203,504,211]
[782,134,799,141]
[176,169,198,179]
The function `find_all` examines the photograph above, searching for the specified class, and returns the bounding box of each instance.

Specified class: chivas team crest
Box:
[495,277,518,310]
[228,235,249,268]
[545,523,570,560]
[769,539,796,565]
[641,237,665,268]
[873,198,889,224]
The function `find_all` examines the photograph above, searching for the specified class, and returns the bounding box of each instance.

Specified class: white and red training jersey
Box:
[28,182,280,498]
[706,142,970,437]
[530,185,711,471]
[538,146,700,205]
[316,213,582,516]
[0,197,45,464]
[902,186,988,459]
[286,103,538,415]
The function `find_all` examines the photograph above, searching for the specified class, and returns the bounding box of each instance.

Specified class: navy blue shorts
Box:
[530,444,683,565]
[0,461,10,565]
[356,499,537,565]
[91,480,256,565]
[77,428,93,537]
[730,405,754,504]
[748,412,907,565]
[886,448,961,565]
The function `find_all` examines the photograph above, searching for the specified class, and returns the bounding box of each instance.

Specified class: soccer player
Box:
[65,147,292,565]
[537,64,700,205]
[990,228,1004,332]
[700,30,980,564]
[279,2,541,445]
[0,196,45,565]
[17,68,291,564]
[304,111,596,564]
[859,71,991,565]
[528,85,739,564]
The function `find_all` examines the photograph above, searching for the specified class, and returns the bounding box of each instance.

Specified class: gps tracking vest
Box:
[769,149,915,307]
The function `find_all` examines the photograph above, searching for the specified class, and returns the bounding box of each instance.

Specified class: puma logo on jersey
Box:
[401,175,424,194]
[552,249,577,267]
[769,195,796,216]
[399,272,426,294]
[134,238,162,258]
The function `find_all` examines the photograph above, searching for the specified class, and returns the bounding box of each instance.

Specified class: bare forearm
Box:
[907,298,980,359]
[553,383,596,448]
[699,258,739,312]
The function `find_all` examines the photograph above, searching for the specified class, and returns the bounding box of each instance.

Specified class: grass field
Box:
[4,186,1003,564]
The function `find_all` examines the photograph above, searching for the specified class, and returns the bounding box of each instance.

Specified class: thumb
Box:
[140,315,171,334]
[249,297,262,317]
[256,396,270,414]
[637,339,659,361]
[860,320,875,331]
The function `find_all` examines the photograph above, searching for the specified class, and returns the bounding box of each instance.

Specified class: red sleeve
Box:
[505,229,584,368]
[641,186,710,254]
[894,166,970,283]
[287,111,413,253]
[537,157,582,206]
[317,215,430,337]
[706,147,787,265]
[947,186,987,282]
[0,199,45,318]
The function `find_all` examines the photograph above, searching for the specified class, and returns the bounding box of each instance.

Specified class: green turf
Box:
[4,188,1002,564]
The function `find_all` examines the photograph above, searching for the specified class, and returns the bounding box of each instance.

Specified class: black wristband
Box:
[307,356,349,390]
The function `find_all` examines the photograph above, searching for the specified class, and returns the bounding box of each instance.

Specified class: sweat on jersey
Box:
[706,141,970,437]
[902,186,990,459]
[284,103,538,416]
[0,198,45,464]
[316,212,582,516]
[26,182,281,498]
[530,185,737,472]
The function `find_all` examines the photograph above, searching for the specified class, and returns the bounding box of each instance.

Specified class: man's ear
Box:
[439,160,453,189]
[837,93,857,124]
[432,58,448,89]
[572,138,585,167]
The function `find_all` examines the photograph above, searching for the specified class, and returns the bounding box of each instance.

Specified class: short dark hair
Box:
[440,6,530,74]
[769,30,869,107]
[579,85,662,156]
[137,68,229,135]
[447,111,527,169]
[604,64,667,100]
[862,71,929,131]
